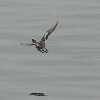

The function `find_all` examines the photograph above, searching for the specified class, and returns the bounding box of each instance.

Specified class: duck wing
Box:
[41,20,58,41]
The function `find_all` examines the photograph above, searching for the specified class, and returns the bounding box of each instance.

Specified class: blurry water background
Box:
[1,0,100,100]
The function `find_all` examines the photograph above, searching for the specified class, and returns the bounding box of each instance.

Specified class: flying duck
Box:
[21,20,58,53]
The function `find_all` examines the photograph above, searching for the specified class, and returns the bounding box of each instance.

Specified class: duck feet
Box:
[45,49,48,53]
[41,49,48,53]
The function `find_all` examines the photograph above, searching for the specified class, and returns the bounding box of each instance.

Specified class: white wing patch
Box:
[35,43,42,48]
[44,32,49,40]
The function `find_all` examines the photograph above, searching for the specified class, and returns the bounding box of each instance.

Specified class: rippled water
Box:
[1,0,100,100]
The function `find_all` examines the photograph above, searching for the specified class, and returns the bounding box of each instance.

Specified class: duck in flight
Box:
[21,20,58,53]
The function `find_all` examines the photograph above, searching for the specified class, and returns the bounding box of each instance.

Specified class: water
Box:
[1,0,100,100]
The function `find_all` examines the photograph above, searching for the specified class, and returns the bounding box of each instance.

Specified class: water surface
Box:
[1,0,100,100]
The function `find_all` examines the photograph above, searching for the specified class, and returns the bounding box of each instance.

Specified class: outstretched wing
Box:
[20,42,34,46]
[41,20,58,41]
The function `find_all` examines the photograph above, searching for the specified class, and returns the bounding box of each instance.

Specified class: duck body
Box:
[21,21,58,53]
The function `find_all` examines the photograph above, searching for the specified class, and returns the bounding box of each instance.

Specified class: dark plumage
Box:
[21,20,58,53]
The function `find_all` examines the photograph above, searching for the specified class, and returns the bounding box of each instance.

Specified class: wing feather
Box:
[41,20,58,41]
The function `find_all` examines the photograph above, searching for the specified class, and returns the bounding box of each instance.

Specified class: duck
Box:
[21,20,58,53]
